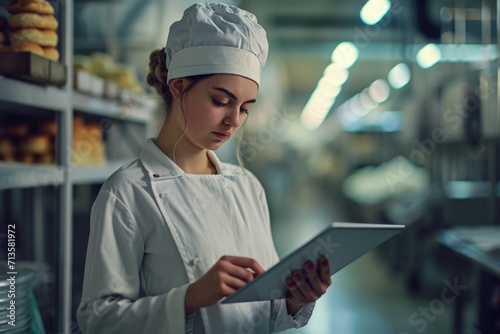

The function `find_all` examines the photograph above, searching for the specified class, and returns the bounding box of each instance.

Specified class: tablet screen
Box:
[222,222,404,304]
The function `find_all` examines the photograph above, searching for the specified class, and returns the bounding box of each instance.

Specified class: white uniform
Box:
[77,138,314,334]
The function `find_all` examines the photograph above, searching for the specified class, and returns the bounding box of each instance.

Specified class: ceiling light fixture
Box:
[360,0,391,25]
[300,42,360,130]
[387,63,411,89]
[416,43,442,69]
[331,42,359,69]
[368,79,390,103]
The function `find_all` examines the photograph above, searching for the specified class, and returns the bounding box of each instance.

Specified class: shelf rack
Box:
[0,76,69,112]
[0,0,151,331]
[0,163,65,190]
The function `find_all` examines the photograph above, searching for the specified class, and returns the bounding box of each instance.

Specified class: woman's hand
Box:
[285,256,332,316]
[185,255,265,314]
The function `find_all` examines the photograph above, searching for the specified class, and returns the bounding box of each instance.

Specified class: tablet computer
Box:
[221,222,404,304]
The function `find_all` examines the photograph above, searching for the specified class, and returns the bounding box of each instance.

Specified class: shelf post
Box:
[57,0,74,332]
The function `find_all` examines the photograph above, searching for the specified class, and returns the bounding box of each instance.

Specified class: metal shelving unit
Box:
[0,0,151,331]
[73,91,153,124]
[0,163,65,190]
[0,76,69,112]
[70,160,131,184]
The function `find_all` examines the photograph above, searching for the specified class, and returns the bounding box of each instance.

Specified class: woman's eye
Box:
[240,108,249,115]
[212,99,229,107]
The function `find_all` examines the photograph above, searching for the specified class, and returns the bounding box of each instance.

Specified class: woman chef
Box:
[77,3,332,333]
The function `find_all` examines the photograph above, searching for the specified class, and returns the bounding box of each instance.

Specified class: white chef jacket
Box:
[77,138,314,334]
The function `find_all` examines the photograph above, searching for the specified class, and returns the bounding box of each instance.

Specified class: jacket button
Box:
[152,173,160,178]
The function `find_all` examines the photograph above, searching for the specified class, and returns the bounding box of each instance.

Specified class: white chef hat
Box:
[165,2,269,87]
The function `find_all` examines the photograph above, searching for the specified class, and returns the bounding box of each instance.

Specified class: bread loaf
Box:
[9,13,58,30]
[42,46,59,61]
[21,134,51,153]
[38,120,57,136]
[2,40,45,57]
[9,28,58,46]
[0,153,15,162]
[2,124,30,137]
[8,0,55,15]
[16,152,34,164]
[0,138,13,155]
[34,152,54,164]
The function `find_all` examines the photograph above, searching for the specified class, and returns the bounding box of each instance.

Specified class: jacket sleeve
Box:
[77,189,190,334]
[252,176,316,332]
[270,299,315,332]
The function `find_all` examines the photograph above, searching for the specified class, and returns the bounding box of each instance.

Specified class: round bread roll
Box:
[21,134,51,154]
[3,124,30,137]
[8,0,55,15]
[9,40,44,56]
[10,28,58,47]
[9,13,58,30]
[0,138,13,155]
[34,152,54,164]
[38,120,57,136]
[0,32,5,45]
[42,46,59,61]
[0,153,16,163]
[0,16,7,30]
[0,45,13,51]
[16,152,34,164]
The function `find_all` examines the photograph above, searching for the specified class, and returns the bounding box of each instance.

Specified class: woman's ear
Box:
[169,78,187,99]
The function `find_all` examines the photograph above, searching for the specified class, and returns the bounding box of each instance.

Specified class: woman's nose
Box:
[224,107,242,128]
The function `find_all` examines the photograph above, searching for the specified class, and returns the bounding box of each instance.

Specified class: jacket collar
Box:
[139,138,242,179]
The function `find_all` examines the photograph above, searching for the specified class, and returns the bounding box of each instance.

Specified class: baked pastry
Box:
[0,32,5,45]
[0,138,13,155]
[21,134,51,153]
[42,46,59,61]
[0,45,13,51]
[2,123,30,137]
[85,124,103,140]
[9,28,58,47]
[16,152,34,164]
[3,40,45,56]
[0,16,7,30]
[8,13,58,30]
[0,153,15,162]
[34,152,54,164]
[8,0,55,15]
[38,120,57,136]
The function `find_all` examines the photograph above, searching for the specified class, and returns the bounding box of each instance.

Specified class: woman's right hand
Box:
[184,255,265,313]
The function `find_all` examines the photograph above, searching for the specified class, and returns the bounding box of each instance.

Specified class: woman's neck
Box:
[155,121,217,175]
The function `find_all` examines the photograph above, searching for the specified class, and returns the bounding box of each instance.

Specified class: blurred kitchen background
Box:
[0,0,499,333]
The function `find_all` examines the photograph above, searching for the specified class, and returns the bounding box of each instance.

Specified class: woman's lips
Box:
[214,132,230,140]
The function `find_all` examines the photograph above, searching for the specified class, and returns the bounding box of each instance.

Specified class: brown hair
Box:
[146,47,247,167]
[146,47,174,109]
[146,47,213,111]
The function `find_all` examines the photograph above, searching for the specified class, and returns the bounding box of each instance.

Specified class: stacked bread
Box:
[72,117,106,166]
[1,0,60,61]
[0,121,56,164]
[74,53,145,98]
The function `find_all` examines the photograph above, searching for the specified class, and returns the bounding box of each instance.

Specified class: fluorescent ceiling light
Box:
[360,0,391,25]
[331,42,359,69]
[388,63,411,89]
[323,63,349,86]
[359,89,378,109]
[368,79,390,103]
[317,79,342,98]
[416,43,442,68]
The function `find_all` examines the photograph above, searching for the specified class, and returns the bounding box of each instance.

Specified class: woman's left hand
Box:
[285,256,332,315]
